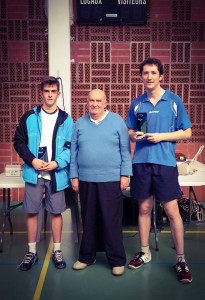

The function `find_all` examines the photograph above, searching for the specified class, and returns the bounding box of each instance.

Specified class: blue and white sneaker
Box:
[52,250,66,269]
[19,252,38,271]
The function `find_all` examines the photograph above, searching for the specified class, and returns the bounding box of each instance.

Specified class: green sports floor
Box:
[0,203,205,300]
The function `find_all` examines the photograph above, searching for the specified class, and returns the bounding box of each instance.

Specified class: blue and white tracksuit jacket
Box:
[13,106,74,192]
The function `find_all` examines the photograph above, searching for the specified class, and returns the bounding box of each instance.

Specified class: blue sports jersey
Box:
[126,89,192,167]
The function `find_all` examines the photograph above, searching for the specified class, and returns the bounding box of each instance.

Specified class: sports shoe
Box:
[128,251,151,270]
[175,262,192,283]
[52,250,66,269]
[19,252,38,271]
[73,260,96,270]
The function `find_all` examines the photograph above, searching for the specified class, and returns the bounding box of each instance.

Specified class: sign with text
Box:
[76,0,147,25]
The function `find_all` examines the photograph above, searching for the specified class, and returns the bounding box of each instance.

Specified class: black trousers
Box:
[78,181,126,267]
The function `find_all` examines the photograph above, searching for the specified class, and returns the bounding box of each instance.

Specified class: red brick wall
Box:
[0,0,205,201]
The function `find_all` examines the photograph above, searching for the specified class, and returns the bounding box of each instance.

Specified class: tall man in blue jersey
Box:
[70,89,132,276]
[126,57,192,283]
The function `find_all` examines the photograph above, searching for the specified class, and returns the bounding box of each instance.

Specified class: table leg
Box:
[0,188,23,253]
[0,188,7,252]
[7,188,13,234]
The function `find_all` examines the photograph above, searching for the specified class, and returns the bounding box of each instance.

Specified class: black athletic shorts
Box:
[130,163,182,202]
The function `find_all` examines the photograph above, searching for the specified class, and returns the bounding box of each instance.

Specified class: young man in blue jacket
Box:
[13,76,74,271]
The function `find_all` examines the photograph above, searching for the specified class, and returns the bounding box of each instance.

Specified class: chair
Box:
[36,186,80,243]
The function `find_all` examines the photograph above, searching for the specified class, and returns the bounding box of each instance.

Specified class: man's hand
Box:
[129,129,146,142]
[32,158,48,170]
[32,158,58,171]
[120,176,129,191]
[146,133,163,143]
[40,161,58,171]
[71,178,79,193]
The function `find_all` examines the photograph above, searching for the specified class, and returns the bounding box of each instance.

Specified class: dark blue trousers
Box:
[78,181,126,267]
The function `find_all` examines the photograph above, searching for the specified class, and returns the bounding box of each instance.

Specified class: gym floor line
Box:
[1,206,205,300]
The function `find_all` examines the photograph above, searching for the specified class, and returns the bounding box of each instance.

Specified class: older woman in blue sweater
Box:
[70,89,132,276]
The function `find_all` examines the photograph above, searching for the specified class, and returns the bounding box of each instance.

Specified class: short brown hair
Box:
[40,76,60,91]
[139,57,164,76]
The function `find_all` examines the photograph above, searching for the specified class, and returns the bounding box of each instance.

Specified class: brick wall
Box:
[0,0,205,201]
